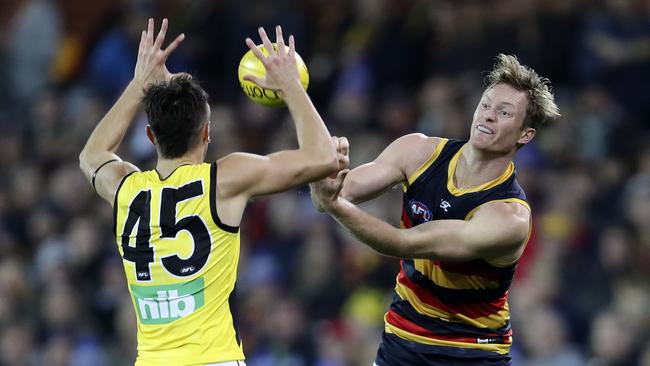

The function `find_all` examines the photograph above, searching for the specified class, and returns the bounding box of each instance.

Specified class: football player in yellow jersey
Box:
[79,19,340,366]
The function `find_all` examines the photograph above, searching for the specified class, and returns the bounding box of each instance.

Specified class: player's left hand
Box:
[310,135,349,212]
[243,26,301,92]
[133,18,185,86]
[310,168,349,211]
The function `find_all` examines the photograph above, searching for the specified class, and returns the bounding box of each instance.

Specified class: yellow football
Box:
[238,43,309,107]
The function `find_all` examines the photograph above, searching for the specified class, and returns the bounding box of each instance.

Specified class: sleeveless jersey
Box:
[114,163,244,365]
[385,138,530,358]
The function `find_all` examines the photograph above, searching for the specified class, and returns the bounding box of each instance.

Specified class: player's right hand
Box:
[133,18,185,86]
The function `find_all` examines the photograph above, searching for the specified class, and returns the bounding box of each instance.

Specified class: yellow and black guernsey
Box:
[376,139,530,366]
[114,163,244,366]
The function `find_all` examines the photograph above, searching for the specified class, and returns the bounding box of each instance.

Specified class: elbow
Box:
[373,230,409,258]
[78,147,99,177]
[79,149,89,172]
[392,233,410,258]
[390,230,439,259]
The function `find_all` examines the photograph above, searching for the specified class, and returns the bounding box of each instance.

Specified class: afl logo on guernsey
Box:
[409,200,432,222]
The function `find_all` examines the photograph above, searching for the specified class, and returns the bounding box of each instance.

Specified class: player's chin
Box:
[469,135,509,154]
[469,133,494,149]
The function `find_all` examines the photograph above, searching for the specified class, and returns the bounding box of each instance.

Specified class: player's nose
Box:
[484,108,497,123]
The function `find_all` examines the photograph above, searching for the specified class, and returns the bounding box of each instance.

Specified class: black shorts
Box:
[374,332,511,366]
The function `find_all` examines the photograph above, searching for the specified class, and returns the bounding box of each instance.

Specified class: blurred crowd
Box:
[1,0,650,365]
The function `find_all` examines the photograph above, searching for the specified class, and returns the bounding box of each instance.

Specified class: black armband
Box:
[92,159,119,192]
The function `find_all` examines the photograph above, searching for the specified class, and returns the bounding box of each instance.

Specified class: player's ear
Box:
[202,121,211,143]
[145,125,156,146]
[518,127,536,145]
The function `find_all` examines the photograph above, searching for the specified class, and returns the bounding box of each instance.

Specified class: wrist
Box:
[323,196,345,214]
[280,79,306,98]
[127,79,147,96]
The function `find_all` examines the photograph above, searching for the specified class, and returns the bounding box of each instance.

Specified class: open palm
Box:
[133,18,185,86]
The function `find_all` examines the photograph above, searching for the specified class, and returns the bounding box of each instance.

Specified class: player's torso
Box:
[387,139,529,358]
[114,163,244,365]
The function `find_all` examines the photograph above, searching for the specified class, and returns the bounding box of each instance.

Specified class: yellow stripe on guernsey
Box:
[114,163,244,366]
[394,281,510,330]
[447,145,515,196]
[403,138,449,192]
[413,260,500,290]
[385,315,511,355]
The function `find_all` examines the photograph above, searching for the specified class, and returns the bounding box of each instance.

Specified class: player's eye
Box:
[499,110,511,117]
[481,103,489,110]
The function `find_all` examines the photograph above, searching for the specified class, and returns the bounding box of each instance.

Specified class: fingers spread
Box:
[138,30,146,58]
[246,38,267,63]
[161,33,185,60]
[275,25,286,55]
[154,18,168,50]
[258,27,275,56]
[242,75,269,89]
[146,18,154,47]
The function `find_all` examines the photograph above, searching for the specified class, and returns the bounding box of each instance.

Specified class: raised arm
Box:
[217,26,337,199]
[321,184,530,262]
[79,18,184,204]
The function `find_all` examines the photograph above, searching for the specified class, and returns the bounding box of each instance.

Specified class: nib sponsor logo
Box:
[130,277,205,324]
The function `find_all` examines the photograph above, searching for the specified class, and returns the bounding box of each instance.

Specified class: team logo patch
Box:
[130,277,205,324]
[409,200,432,222]
[439,199,451,212]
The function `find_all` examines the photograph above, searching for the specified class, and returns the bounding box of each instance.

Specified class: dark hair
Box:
[485,54,560,130]
[142,75,209,158]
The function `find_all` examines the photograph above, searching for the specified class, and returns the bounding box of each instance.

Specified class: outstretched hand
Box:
[311,169,349,211]
[243,26,301,92]
[133,18,185,86]
[310,136,350,212]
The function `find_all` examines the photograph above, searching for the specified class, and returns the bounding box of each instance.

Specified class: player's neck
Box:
[455,145,514,189]
[156,148,205,179]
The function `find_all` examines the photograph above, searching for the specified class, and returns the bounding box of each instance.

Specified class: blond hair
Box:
[486,54,560,129]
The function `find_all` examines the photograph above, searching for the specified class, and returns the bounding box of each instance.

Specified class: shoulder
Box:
[380,133,444,161]
[214,153,246,199]
[380,133,446,178]
[390,133,442,150]
[214,152,269,199]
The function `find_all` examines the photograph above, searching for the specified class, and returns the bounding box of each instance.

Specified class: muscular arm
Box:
[79,81,143,203]
[79,19,183,205]
[325,198,530,261]
[313,133,439,206]
[217,27,337,200]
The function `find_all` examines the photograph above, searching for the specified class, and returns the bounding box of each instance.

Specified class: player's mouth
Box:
[476,124,494,135]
